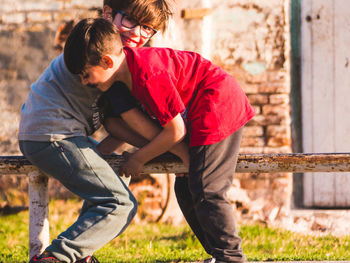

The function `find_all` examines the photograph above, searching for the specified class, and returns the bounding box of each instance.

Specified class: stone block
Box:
[267,70,288,82]
[241,136,265,147]
[1,13,26,24]
[258,84,289,93]
[243,126,264,137]
[247,114,267,126]
[262,104,289,116]
[247,94,269,105]
[64,0,101,9]
[267,136,291,147]
[269,93,290,104]
[265,114,289,125]
[266,125,289,137]
[241,84,259,94]
[245,72,267,84]
[240,178,270,190]
[27,12,52,23]
[252,105,261,115]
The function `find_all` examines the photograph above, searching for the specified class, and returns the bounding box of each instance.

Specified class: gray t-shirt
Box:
[18,54,102,141]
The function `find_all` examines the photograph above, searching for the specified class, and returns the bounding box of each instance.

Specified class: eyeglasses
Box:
[117,10,157,38]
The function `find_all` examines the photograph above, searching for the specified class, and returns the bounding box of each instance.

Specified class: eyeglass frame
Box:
[117,10,157,38]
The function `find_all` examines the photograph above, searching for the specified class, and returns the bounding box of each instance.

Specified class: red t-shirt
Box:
[124,46,255,147]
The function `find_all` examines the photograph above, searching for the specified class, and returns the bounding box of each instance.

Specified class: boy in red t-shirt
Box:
[64,18,255,263]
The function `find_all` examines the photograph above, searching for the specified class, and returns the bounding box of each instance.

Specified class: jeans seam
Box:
[76,145,114,196]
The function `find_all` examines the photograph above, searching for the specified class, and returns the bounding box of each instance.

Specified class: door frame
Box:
[290,0,304,208]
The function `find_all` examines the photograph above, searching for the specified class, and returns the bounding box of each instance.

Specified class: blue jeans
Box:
[19,136,137,262]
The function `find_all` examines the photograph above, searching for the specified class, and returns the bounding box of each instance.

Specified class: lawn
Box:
[1,199,350,262]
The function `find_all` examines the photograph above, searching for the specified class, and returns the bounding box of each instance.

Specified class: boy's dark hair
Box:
[64,18,123,75]
[103,0,172,32]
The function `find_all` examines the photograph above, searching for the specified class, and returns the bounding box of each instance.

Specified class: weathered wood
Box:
[2,152,350,174]
[181,8,212,19]
[28,170,49,259]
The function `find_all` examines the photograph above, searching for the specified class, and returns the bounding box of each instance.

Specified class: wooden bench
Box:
[1,152,350,259]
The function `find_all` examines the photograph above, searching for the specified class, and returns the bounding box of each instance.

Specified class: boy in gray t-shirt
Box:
[18,1,172,262]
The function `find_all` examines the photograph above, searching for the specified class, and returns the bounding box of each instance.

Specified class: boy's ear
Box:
[102,5,113,21]
[101,55,114,69]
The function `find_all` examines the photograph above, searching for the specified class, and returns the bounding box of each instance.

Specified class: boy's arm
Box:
[121,108,190,167]
[97,135,125,155]
[120,113,187,177]
[96,116,150,155]
[103,116,149,148]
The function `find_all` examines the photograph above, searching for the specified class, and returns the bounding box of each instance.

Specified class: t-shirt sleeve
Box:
[101,81,139,117]
[135,73,185,126]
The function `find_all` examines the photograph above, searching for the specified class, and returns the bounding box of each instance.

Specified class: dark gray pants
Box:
[175,128,245,263]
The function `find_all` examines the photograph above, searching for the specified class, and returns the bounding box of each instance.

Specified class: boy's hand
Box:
[120,151,144,177]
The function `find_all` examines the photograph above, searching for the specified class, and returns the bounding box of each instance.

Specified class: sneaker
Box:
[29,251,61,263]
[76,256,100,263]
[29,252,99,263]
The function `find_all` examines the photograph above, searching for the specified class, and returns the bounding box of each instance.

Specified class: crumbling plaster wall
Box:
[212,0,292,223]
[211,0,292,223]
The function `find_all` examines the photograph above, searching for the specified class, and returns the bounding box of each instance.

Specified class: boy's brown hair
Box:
[64,18,123,75]
[103,0,172,31]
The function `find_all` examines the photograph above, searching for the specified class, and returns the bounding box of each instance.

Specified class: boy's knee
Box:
[118,192,138,219]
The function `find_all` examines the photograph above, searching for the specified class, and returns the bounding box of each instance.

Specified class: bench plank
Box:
[1,152,350,174]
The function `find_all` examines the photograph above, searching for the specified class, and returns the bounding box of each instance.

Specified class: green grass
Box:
[1,199,350,262]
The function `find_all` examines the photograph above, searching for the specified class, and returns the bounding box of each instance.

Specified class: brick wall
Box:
[0,0,293,224]
[209,0,293,222]
[0,1,101,155]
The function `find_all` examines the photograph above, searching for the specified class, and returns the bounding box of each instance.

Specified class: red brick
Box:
[269,94,289,105]
[267,136,291,147]
[241,137,265,147]
[243,126,264,137]
[262,104,289,116]
[248,94,269,105]
[258,84,289,93]
[266,125,289,137]
[247,115,267,126]
[242,84,259,94]
[245,72,267,84]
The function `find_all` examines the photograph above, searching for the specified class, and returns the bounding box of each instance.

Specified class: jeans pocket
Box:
[20,140,74,179]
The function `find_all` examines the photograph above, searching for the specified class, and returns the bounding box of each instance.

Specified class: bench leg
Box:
[28,170,50,260]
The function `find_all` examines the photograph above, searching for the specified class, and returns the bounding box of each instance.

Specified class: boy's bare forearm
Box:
[133,116,185,163]
[121,108,162,141]
[121,108,189,164]
[104,116,149,148]
[97,135,125,155]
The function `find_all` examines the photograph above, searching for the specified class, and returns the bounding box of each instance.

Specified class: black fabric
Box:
[98,81,139,120]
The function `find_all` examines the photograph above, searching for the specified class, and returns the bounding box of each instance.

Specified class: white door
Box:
[302,0,350,207]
